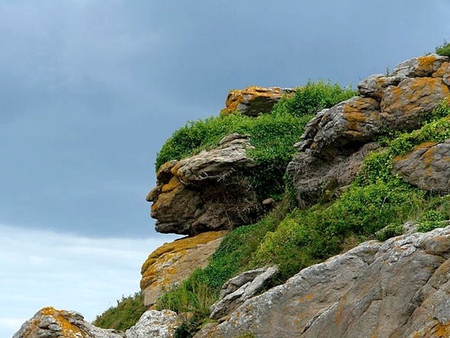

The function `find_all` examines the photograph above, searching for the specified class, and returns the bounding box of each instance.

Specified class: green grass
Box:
[93,292,147,331]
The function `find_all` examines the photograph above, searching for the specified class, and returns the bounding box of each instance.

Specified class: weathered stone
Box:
[210,266,279,321]
[140,231,227,307]
[393,139,450,193]
[380,77,449,130]
[13,307,125,338]
[148,134,262,235]
[392,54,448,78]
[195,227,450,338]
[221,86,294,116]
[288,142,378,208]
[125,310,181,338]
[288,54,450,209]
[357,74,402,99]
[295,96,379,156]
[433,61,450,86]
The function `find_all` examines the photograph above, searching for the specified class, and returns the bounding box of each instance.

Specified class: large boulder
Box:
[288,54,450,208]
[221,86,294,116]
[195,227,450,338]
[140,231,227,307]
[13,307,125,338]
[147,134,262,235]
[393,139,450,193]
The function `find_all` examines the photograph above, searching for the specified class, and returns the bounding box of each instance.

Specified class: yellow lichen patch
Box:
[342,97,380,133]
[432,62,450,78]
[221,86,293,115]
[334,292,348,326]
[140,231,228,305]
[161,176,182,194]
[418,55,440,74]
[431,322,450,337]
[39,307,85,338]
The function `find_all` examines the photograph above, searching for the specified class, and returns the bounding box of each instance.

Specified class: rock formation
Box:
[13,307,125,338]
[220,86,294,116]
[288,54,450,207]
[140,231,227,307]
[13,308,181,338]
[147,134,261,235]
[195,227,450,337]
[393,139,450,193]
[14,53,450,338]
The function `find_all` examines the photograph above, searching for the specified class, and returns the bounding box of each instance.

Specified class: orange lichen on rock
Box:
[221,86,294,116]
[342,97,380,135]
[140,231,228,307]
[381,77,449,129]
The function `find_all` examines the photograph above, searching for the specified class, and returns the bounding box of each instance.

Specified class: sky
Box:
[1,0,449,336]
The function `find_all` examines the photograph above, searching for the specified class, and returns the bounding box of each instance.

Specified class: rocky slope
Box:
[14,53,450,338]
[195,226,450,337]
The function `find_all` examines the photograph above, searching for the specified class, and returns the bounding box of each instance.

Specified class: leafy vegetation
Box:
[271,80,356,117]
[93,292,147,331]
[435,39,450,56]
[155,80,356,201]
[94,83,450,336]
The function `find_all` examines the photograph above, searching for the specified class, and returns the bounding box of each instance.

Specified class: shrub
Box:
[271,80,356,117]
[435,39,450,56]
[93,292,147,331]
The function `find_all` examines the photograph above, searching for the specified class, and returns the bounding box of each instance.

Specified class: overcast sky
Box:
[2,1,450,336]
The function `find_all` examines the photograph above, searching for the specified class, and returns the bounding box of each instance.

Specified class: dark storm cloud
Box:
[0,0,449,237]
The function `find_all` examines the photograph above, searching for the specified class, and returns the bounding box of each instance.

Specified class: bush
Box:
[271,80,356,117]
[435,39,450,56]
[93,292,147,331]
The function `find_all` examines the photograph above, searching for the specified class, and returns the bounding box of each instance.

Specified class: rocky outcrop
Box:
[209,266,279,321]
[140,231,227,307]
[195,226,450,338]
[393,139,450,193]
[221,86,294,116]
[147,134,262,235]
[125,310,180,338]
[13,307,125,338]
[13,308,181,338]
[288,54,450,207]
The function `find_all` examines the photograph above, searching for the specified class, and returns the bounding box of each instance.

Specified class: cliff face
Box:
[14,53,450,338]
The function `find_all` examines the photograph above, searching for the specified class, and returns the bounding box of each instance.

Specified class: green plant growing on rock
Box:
[93,292,147,331]
[271,80,356,117]
[435,39,450,56]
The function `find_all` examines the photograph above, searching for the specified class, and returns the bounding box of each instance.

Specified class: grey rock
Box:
[357,74,402,99]
[147,134,262,235]
[125,310,181,338]
[196,227,450,337]
[393,140,450,193]
[13,307,125,338]
[392,54,448,78]
[380,77,449,130]
[210,266,279,321]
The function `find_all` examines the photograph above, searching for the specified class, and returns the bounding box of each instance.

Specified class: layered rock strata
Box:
[147,134,261,235]
[140,231,227,307]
